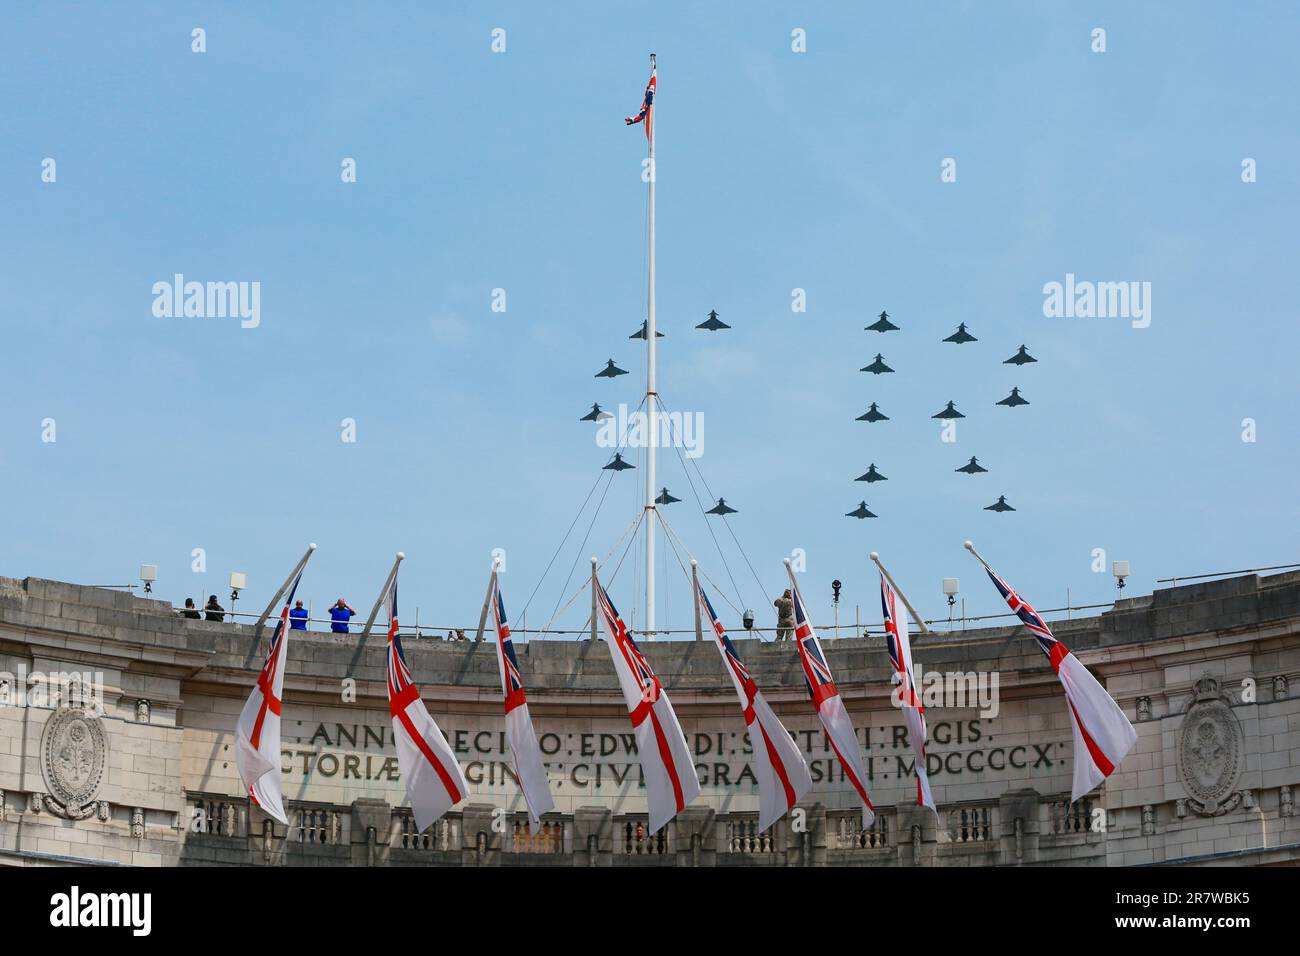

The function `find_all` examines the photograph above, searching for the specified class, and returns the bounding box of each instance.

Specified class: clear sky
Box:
[3,2,1297,638]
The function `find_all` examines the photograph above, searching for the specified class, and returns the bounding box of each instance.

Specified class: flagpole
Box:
[869,551,931,634]
[644,52,658,641]
[253,543,316,639]
[963,539,994,572]
[690,559,703,641]
[473,560,500,644]
[360,551,405,640]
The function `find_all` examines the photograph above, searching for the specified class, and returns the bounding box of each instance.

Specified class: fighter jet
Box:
[996,387,1029,407]
[654,487,680,505]
[861,353,895,375]
[603,453,635,471]
[956,456,988,474]
[595,359,628,378]
[984,495,1015,512]
[932,401,965,420]
[1004,344,1037,366]
[580,403,613,422]
[856,403,890,423]
[856,464,887,483]
[706,498,738,515]
[845,501,877,519]
[865,310,899,333]
[943,323,978,344]
[628,321,664,340]
[696,310,731,331]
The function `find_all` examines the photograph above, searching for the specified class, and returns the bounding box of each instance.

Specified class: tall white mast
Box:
[644,52,658,639]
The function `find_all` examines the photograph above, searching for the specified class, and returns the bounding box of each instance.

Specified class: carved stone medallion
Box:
[40,706,107,819]
[1176,675,1244,817]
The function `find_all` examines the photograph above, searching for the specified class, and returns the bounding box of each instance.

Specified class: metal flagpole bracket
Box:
[360,551,405,640]
[869,551,931,634]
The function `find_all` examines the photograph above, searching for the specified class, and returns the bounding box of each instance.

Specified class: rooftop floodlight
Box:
[831,579,842,605]
[230,571,247,616]
[943,577,960,607]
[1113,560,1130,590]
[140,564,158,594]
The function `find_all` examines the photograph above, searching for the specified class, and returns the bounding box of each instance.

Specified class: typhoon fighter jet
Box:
[603,453,635,471]
[861,353,895,375]
[956,456,988,474]
[595,359,628,378]
[628,321,664,340]
[856,402,890,423]
[932,401,965,419]
[696,310,731,331]
[856,464,887,483]
[996,387,1029,407]
[706,498,738,515]
[1004,345,1037,366]
[943,323,978,344]
[845,501,878,519]
[865,310,899,333]
[984,495,1015,512]
[654,487,680,505]
[580,403,613,422]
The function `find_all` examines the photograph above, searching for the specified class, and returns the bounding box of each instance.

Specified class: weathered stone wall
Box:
[1,570,1297,866]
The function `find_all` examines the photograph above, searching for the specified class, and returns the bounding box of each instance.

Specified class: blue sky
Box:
[3,2,1297,638]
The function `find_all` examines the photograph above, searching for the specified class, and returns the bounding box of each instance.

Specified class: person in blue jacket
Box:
[330,598,356,633]
[289,599,309,631]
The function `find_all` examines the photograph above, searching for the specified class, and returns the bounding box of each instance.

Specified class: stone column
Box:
[998,788,1041,865]
[573,806,613,867]
[671,807,716,867]
[461,802,499,866]
[350,798,391,866]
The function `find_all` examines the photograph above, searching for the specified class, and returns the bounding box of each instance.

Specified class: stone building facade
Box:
[0,570,1297,867]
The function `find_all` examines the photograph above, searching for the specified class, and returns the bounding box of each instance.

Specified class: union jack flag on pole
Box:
[624,64,656,141]
[880,572,935,812]
[596,574,699,834]
[976,553,1137,801]
[489,571,555,825]
[785,561,875,827]
[386,576,470,832]
[234,571,302,825]
[698,579,811,831]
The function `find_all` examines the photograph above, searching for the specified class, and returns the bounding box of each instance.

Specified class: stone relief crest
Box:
[1176,675,1244,817]
[39,705,108,820]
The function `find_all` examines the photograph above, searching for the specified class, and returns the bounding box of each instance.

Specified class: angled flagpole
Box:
[253,543,316,639]
[963,539,1137,801]
[869,551,931,634]
[361,552,405,640]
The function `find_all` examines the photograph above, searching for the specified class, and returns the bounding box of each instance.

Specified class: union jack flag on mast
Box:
[386,576,471,832]
[489,571,555,825]
[624,64,656,140]
[880,572,935,812]
[698,579,811,831]
[234,571,303,825]
[596,574,699,834]
[974,549,1137,801]
[785,561,876,827]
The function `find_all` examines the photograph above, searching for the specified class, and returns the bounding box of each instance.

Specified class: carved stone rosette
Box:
[1176,675,1245,817]
[39,705,108,820]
